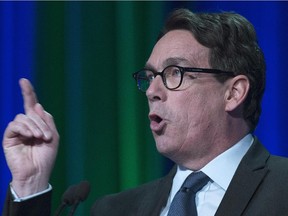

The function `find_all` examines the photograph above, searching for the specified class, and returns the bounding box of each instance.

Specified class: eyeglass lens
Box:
[136,66,182,92]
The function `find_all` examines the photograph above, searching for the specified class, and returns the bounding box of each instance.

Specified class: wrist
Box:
[11,183,52,201]
[11,175,49,197]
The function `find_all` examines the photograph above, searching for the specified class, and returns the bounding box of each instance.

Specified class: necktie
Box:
[167,171,210,216]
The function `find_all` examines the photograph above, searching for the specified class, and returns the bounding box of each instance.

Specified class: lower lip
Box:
[150,120,166,133]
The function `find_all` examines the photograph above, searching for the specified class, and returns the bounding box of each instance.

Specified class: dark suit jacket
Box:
[3,138,288,216]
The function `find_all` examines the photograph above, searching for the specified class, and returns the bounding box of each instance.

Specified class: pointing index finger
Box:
[19,78,38,114]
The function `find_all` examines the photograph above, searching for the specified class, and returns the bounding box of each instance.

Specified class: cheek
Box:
[163,88,223,129]
[177,92,205,122]
[173,91,218,133]
[167,94,201,137]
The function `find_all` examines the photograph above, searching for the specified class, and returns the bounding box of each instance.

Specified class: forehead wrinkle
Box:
[145,30,211,70]
[145,57,197,72]
[162,57,192,67]
[187,47,211,68]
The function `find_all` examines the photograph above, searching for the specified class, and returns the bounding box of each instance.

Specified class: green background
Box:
[35,2,168,214]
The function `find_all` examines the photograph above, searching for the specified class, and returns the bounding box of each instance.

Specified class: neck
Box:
[176,119,250,171]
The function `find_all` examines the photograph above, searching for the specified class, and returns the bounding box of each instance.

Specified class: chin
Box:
[156,142,176,157]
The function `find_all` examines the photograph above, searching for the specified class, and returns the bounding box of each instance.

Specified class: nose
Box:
[146,75,167,102]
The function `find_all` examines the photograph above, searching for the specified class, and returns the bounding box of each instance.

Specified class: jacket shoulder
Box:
[91,166,176,216]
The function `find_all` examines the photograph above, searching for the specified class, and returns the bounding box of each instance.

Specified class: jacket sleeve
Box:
[2,187,52,216]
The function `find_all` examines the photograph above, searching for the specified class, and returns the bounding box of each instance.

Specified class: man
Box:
[2,8,288,216]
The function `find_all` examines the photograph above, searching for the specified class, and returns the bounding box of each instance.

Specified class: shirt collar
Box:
[172,134,254,197]
[202,134,253,190]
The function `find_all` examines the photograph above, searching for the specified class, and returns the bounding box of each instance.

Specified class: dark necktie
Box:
[167,171,210,216]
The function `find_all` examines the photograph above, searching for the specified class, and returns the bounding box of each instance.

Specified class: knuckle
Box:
[15,113,25,120]
[46,112,53,119]
[7,121,15,129]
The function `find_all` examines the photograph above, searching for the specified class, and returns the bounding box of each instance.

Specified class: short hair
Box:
[158,9,266,131]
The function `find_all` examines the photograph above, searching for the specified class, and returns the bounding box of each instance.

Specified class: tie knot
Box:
[181,171,210,193]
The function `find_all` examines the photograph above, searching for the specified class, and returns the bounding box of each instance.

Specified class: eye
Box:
[186,73,197,79]
[165,67,181,78]
[171,68,181,77]
[139,70,154,82]
[147,73,155,82]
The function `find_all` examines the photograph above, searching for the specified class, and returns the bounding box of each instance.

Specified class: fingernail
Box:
[44,131,52,140]
[35,129,42,137]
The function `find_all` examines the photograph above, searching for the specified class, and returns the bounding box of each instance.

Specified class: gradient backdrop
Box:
[1,1,288,215]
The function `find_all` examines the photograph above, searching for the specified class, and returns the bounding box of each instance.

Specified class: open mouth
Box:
[149,114,165,132]
[149,114,163,124]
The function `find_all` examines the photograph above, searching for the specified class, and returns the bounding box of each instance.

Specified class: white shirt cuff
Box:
[10,183,52,202]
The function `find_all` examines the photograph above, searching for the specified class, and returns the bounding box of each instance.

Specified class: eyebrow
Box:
[163,57,191,67]
[145,57,192,71]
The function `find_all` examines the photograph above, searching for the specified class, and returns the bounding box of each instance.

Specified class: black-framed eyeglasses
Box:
[132,65,235,92]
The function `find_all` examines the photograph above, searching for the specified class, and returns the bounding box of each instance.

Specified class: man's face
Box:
[146,30,229,169]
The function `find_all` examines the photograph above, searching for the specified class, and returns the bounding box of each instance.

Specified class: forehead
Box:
[147,30,210,70]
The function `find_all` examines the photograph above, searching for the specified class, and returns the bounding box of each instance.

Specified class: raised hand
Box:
[2,78,59,197]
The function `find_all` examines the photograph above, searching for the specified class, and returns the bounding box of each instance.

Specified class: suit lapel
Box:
[139,166,176,216]
[215,138,270,216]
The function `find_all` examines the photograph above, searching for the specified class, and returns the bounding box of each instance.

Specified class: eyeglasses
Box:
[132,65,235,92]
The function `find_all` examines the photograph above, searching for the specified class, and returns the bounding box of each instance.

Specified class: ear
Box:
[224,75,250,112]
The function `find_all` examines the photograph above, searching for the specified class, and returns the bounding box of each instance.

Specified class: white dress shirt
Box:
[160,134,254,216]
[11,183,52,202]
